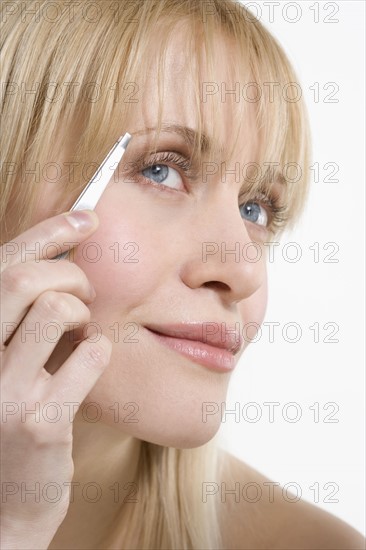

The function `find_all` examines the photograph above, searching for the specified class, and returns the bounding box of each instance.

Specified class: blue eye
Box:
[240,201,268,227]
[142,164,182,189]
[142,164,168,183]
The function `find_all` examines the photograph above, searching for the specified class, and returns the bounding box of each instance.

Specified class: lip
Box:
[144,322,243,373]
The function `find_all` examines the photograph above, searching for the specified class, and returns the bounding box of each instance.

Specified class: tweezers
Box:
[55,132,132,260]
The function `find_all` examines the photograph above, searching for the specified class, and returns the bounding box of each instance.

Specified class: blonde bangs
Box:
[1,0,310,242]
[172,2,312,236]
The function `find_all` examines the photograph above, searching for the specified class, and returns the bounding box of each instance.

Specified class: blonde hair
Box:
[1,0,311,547]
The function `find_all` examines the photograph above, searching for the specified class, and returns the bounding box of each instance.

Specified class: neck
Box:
[48,410,141,549]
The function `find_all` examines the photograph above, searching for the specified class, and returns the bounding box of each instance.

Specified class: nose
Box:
[179,194,267,304]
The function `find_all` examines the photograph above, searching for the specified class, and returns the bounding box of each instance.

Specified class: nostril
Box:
[203,281,230,292]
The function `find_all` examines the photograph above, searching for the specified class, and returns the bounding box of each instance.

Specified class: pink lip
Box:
[144,323,243,373]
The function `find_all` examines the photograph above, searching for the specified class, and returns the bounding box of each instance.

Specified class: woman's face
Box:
[34,28,268,448]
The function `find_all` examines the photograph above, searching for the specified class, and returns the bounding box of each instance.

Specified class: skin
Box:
[5,24,364,550]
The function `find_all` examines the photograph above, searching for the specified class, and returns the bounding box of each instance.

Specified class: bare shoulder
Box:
[217,450,366,550]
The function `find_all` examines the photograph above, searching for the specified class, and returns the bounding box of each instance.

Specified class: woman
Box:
[1,0,364,548]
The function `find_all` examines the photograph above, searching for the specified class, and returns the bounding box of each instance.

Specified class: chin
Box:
[83,395,224,449]
[141,417,222,449]
[81,347,232,448]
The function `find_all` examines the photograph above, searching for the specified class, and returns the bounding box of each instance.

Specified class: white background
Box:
[219,0,365,536]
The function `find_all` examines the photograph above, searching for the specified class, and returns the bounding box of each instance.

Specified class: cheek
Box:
[72,188,159,311]
[238,274,268,348]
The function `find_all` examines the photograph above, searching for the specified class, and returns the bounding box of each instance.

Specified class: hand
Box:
[0,210,112,549]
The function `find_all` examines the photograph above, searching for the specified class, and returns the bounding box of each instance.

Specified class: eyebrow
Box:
[132,123,216,154]
[129,123,288,193]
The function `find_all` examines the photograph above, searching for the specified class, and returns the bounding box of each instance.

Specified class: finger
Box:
[2,290,91,386]
[0,210,99,273]
[50,335,112,414]
[1,261,96,348]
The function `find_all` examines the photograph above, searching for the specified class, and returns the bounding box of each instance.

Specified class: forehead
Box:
[125,22,259,162]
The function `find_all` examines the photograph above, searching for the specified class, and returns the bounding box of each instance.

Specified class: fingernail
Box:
[63,210,98,232]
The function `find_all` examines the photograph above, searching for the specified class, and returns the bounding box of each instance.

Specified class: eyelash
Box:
[240,191,287,232]
[135,151,198,185]
[132,151,288,231]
